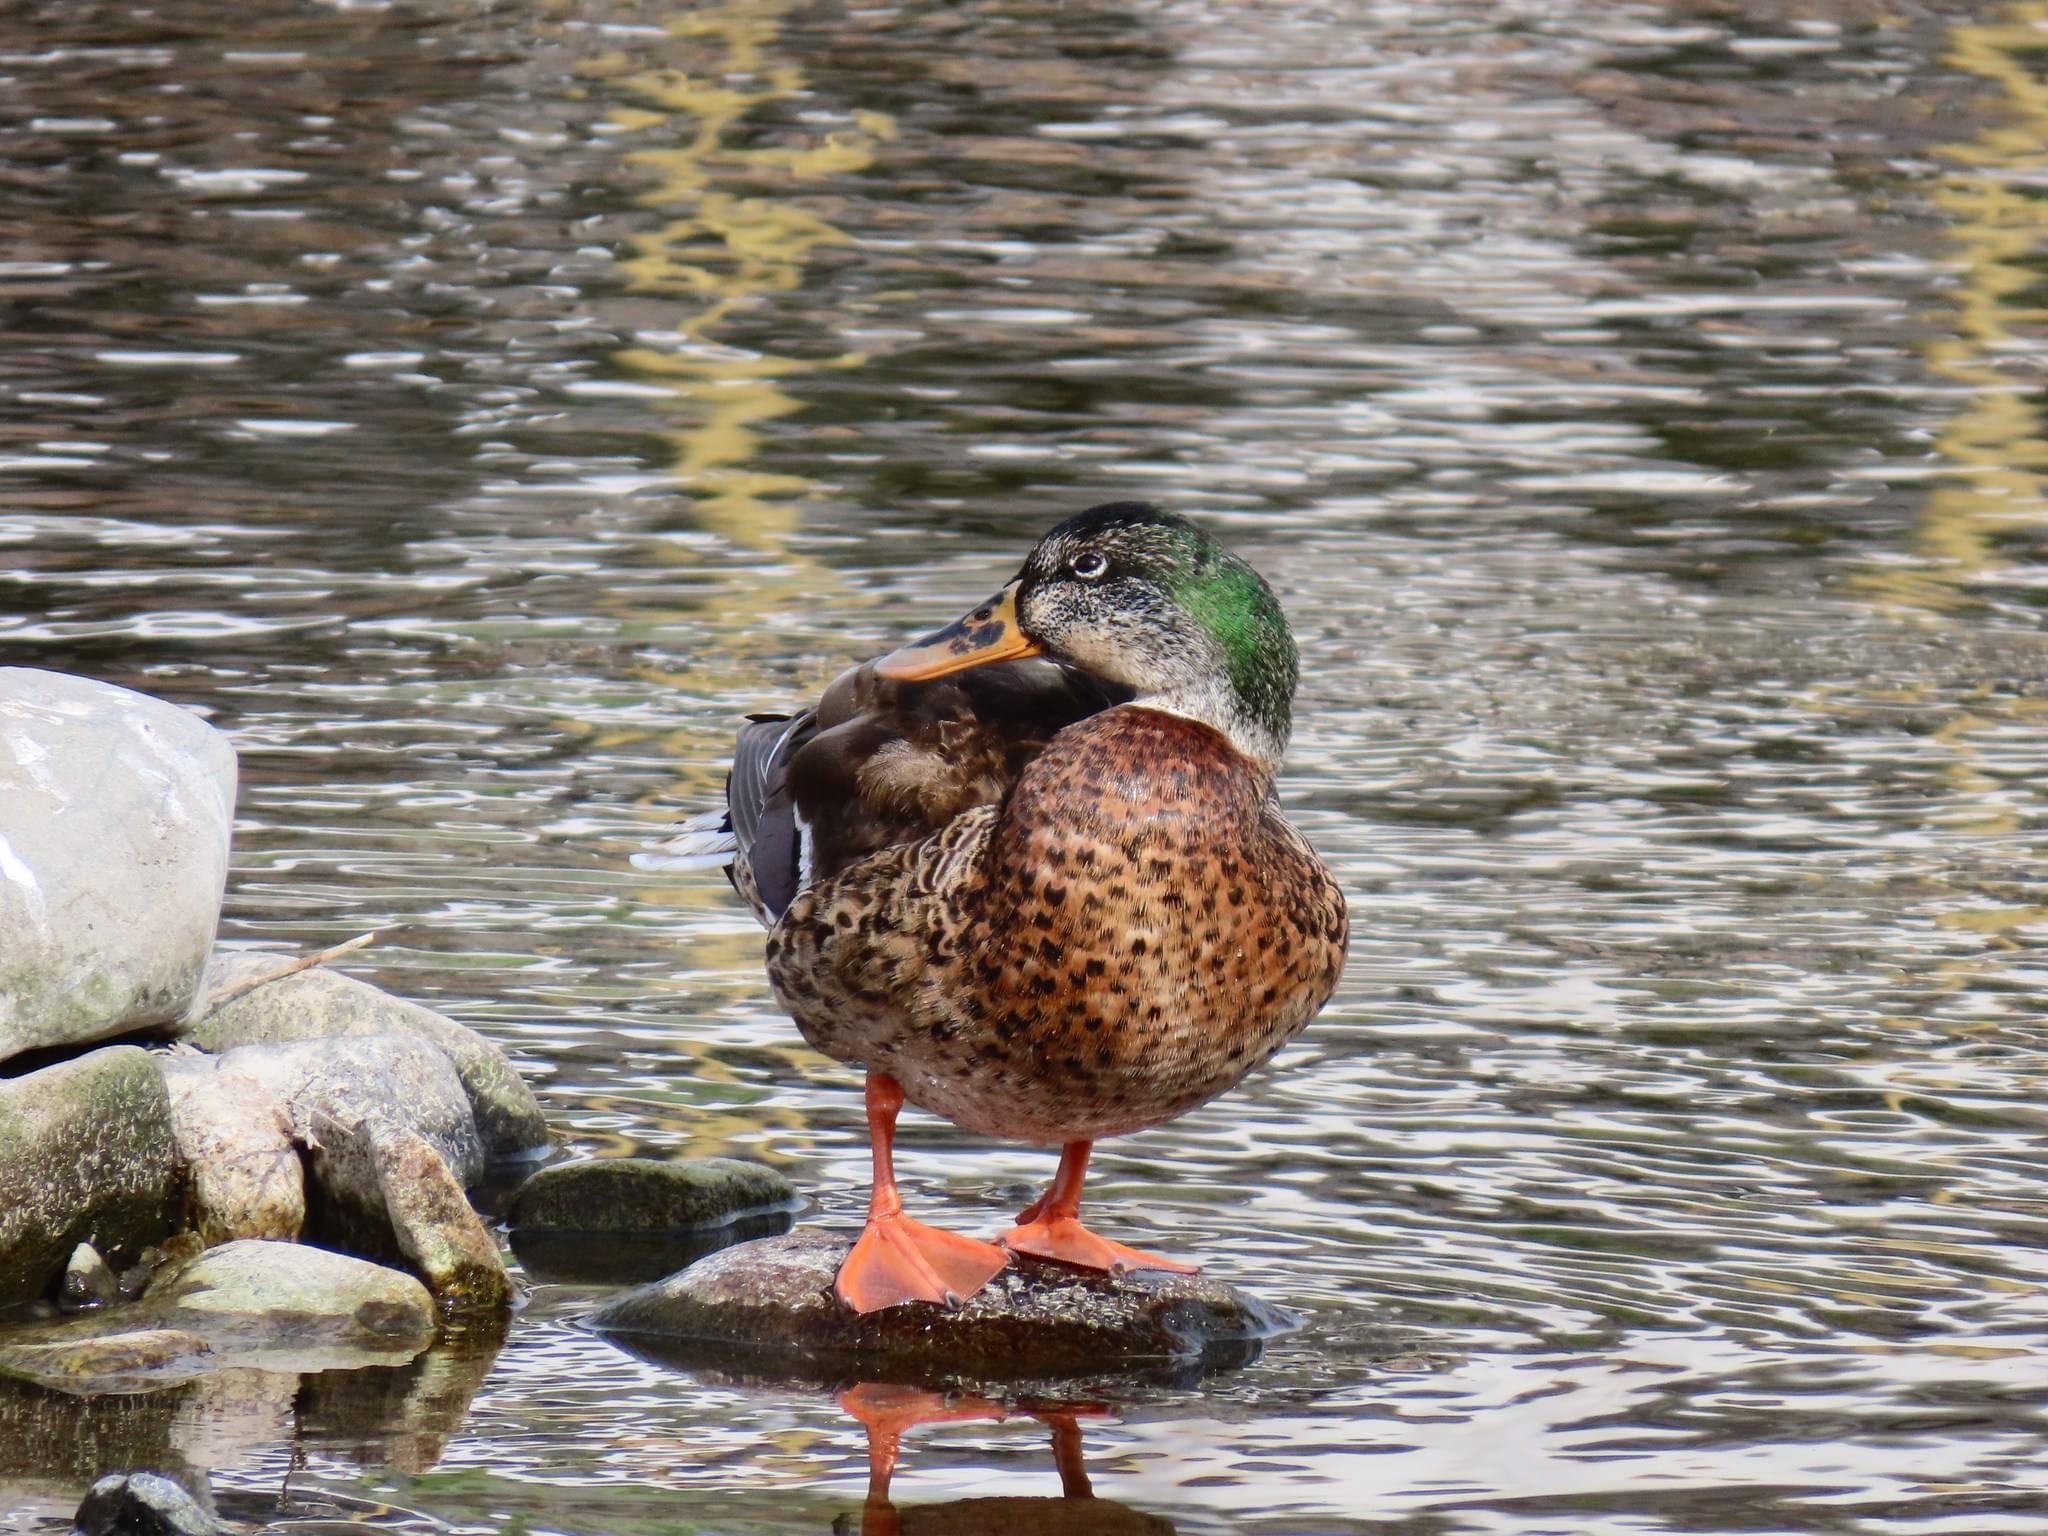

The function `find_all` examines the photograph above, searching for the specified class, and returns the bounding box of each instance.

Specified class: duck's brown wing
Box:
[644,656,1124,926]
[786,656,1127,889]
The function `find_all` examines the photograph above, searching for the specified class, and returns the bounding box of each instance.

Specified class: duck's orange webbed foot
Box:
[999,1140,1200,1277]
[1000,1214,1197,1276]
[837,1072,1009,1314]
[837,1211,1010,1313]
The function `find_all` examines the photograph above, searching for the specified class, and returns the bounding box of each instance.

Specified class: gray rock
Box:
[508,1156,799,1233]
[589,1227,1294,1389]
[206,1033,480,1199]
[155,1052,303,1246]
[73,1471,220,1536]
[182,953,549,1158]
[0,1046,177,1308]
[0,669,236,1062]
[59,1243,117,1312]
[367,1127,515,1313]
[0,1240,436,1395]
[156,1037,509,1304]
[146,1240,436,1355]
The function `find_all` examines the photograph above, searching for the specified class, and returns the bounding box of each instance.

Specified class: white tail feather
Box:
[632,810,737,872]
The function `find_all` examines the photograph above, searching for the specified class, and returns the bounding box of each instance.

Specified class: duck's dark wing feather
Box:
[638,654,1127,928]
[728,711,811,923]
[633,712,811,925]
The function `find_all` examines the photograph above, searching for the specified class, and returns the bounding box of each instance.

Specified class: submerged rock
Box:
[0,1327,217,1395]
[0,669,236,1062]
[183,953,549,1158]
[509,1156,799,1233]
[0,1240,436,1395]
[589,1227,1293,1389]
[0,1046,177,1308]
[60,1243,118,1312]
[72,1470,220,1536]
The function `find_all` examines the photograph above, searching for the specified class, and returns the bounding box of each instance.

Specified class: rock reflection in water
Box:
[835,1385,1171,1536]
[292,1332,506,1478]
[0,1331,500,1523]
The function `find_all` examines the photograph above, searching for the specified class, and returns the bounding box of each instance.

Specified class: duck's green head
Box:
[877,501,1298,773]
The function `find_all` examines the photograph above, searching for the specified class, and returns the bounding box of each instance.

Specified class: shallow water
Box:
[6,0,2048,1530]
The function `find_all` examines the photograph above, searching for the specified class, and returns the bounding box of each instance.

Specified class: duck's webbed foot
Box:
[837,1210,1010,1313]
[999,1213,1198,1276]
[837,1071,1009,1313]
[998,1139,1200,1277]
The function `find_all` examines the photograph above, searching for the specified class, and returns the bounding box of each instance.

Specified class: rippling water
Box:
[7,0,2048,1530]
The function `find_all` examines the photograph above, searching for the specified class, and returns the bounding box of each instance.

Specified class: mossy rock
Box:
[509,1156,799,1234]
[0,1046,176,1308]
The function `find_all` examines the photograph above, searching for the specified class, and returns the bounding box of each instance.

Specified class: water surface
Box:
[5,0,2048,1531]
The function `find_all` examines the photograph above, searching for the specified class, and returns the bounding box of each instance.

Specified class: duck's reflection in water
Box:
[832,1382,1172,1536]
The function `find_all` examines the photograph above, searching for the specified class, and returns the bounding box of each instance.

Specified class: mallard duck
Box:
[638,501,1348,1313]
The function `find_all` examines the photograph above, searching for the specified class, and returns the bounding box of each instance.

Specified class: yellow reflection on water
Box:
[581,2,904,1082]
[607,0,889,551]
[1868,5,2048,611]
[1846,9,2048,1038]
[1872,691,2048,1033]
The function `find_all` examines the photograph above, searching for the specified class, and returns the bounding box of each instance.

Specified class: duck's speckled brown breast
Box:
[765,705,1348,1145]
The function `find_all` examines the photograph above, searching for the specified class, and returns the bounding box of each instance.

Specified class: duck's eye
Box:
[1069,551,1109,581]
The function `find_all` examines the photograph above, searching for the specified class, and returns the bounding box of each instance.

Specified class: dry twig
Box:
[198,932,377,1020]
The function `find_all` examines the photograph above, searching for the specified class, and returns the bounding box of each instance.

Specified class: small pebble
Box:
[73,1470,221,1536]
[58,1242,117,1312]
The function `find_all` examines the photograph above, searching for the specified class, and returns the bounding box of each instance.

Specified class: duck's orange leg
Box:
[999,1141,1199,1276]
[836,1074,1010,1313]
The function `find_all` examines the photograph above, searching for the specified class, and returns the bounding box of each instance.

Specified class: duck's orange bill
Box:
[873,580,1043,681]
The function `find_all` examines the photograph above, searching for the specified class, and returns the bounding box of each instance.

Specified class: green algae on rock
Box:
[0,1240,436,1396]
[0,1046,177,1309]
[508,1155,799,1234]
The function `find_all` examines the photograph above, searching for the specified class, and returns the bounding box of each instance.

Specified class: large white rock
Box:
[0,669,236,1062]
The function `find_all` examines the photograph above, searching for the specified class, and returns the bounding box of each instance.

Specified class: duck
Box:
[637,501,1349,1313]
